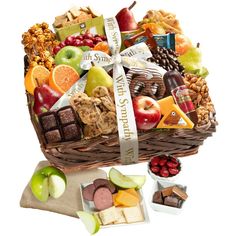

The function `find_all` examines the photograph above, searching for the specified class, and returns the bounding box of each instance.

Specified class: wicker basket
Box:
[27,89,217,172]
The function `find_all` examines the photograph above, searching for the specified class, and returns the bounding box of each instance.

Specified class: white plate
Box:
[79,182,149,227]
[149,180,187,215]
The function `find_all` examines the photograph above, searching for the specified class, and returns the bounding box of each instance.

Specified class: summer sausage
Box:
[93,178,116,193]
[82,184,96,201]
[93,187,113,211]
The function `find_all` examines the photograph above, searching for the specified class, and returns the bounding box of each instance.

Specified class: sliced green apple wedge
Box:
[48,174,66,199]
[127,175,146,190]
[30,166,67,202]
[76,211,100,235]
[109,168,138,189]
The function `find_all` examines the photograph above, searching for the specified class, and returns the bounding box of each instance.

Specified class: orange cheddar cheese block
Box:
[157,104,194,129]
[125,189,140,200]
[115,190,140,207]
[158,96,175,115]
[112,193,121,207]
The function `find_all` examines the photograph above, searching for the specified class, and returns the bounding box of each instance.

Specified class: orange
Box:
[49,65,80,94]
[141,23,166,35]
[175,34,192,55]
[93,41,110,55]
[24,65,50,95]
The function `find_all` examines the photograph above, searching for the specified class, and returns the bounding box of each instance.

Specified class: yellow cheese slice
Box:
[158,96,175,115]
[157,104,194,129]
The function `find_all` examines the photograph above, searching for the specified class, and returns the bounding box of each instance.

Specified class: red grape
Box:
[83,39,94,47]
[65,35,76,45]
[73,39,83,46]
[83,33,93,39]
[76,35,83,41]
[59,41,66,48]
[53,45,61,55]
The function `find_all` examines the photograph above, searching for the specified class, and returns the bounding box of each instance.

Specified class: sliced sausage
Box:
[82,184,96,201]
[93,178,116,193]
[93,187,113,211]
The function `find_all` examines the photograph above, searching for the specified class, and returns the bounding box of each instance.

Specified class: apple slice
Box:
[30,166,67,202]
[48,174,66,199]
[76,211,100,235]
[109,168,138,189]
[127,175,146,190]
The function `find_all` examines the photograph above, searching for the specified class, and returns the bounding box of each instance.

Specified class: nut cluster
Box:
[22,22,59,70]
[183,73,215,126]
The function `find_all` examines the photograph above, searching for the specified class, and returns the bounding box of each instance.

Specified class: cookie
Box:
[83,124,102,139]
[97,112,117,134]
[100,96,116,112]
[92,86,110,98]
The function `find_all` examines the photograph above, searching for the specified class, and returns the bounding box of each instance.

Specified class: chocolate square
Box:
[45,129,62,143]
[164,196,179,208]
[62,123,81,141]
[153,191,163,204]
[40,113,57,131]
[58,106,76,125]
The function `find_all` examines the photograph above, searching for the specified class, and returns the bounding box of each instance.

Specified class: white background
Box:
[1,0,236,235]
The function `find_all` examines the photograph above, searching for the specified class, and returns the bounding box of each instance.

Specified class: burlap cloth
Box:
[20,161,107,217]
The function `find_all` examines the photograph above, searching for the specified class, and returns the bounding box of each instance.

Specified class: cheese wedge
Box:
[157,104,194,129]
[158,96,175,115]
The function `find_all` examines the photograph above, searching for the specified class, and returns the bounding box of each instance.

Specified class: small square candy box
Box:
[149,180,187,215]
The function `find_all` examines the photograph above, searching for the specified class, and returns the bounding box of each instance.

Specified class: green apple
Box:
[127,175,146,190]
[30,166,67,202]
[76,211,100,235]
[109,168,138,189]
[55,46,84,75]
[85,65,113,96]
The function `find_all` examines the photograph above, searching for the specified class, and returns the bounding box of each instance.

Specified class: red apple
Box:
[132,96,161,130]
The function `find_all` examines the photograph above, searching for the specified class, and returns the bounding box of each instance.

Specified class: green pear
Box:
[85,66,113,96]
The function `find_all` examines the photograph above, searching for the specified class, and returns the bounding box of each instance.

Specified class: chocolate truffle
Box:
[45,129,62,143]
[153,191,164,204]
[58,106,76,125]
[40,113,57,131]
[62,124,81,141]
[164,196,179,208]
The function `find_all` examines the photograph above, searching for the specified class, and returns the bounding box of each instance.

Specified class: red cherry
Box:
[170,157,179,164]
[53,45,61,55]
[159,158,168,166]
[168,168,180,175]
[166,161,179,168]
[150,156,160,166]
[151,166,160,174]
[160,167,170,177]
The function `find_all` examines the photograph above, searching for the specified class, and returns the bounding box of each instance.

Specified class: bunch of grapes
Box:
[53,33,107,55]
